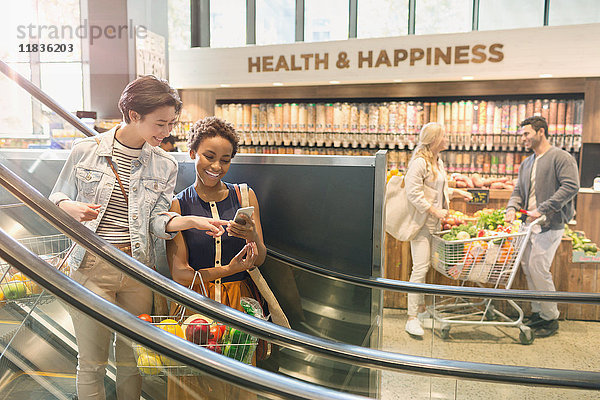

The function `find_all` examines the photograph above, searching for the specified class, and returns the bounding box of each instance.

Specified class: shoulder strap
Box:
[94,136,128,205]
[234,183,250,207]
[240,183,249,207]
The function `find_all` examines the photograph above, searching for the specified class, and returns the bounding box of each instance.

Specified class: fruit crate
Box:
[134,315,258,377]
[0,234,72,305]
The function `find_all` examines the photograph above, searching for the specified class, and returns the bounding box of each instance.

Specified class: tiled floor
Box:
[381,307,600,400]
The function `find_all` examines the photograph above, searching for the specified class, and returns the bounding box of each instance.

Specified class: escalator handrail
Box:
[0,229,367,400]
[1,165,600,390]
[0,60,97,139]
[266,248,600,304]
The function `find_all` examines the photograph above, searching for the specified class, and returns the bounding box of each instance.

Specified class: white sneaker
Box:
[405,318,425,336]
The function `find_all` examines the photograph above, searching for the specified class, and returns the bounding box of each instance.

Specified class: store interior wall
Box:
[88,0,169,119]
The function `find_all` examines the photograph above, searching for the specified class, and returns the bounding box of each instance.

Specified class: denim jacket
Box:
[49,125,179,270]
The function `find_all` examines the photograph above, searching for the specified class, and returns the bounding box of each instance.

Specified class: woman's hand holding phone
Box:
[227,242,258,274]
[227,208,259,242]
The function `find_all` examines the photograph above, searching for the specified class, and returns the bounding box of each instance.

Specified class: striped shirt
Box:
[96,139,141,244]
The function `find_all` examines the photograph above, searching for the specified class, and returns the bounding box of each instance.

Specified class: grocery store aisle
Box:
[381,308,600,400]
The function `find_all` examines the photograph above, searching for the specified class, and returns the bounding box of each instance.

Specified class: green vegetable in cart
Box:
[467,225,478,238]
[222,328,253,361]
[442,233,455,241]
[477,208,507,231]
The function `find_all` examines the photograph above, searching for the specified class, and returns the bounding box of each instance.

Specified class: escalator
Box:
[2,160,600,399]
[1,59,600,400]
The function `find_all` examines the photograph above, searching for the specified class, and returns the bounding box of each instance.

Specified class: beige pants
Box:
[520,228,563,321]
[408,225,433,316]
[69,245,153,400]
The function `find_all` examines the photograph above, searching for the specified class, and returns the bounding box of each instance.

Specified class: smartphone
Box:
[233,206,254,225]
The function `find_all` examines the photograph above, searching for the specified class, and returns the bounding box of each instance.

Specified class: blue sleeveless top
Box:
[175,182,249,283]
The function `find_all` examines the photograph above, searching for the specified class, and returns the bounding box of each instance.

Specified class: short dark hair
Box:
[118,75,182,123]
[162,135,176,145]
[520,116,548,138]
[188,117,239,157]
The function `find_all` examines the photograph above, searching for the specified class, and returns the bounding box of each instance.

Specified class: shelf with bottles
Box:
[237,145,376,156]
[214,96,584,154]
[387,149,544,178]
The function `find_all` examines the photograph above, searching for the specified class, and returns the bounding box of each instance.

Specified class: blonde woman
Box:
[404,122,472,337]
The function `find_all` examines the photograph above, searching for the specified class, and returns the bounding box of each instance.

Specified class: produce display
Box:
[565,225,598,256]
[450,173,515,191]
[135,297,265,374]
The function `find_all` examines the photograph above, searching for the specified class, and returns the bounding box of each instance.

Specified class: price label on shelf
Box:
[468,189,489,204]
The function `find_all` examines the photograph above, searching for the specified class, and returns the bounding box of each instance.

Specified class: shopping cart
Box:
[0,234,73,306]
[134,271,260,376]
[429,216,546,345]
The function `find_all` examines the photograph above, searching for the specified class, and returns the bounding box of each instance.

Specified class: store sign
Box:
[170,24,600,88]
[247,44,504,73]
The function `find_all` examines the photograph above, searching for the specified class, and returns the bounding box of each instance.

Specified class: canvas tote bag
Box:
[384,175,428,241]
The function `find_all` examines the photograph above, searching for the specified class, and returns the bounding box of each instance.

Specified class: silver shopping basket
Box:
[0,234,73,306]
[134,271,259,376]
[429,217,545,345]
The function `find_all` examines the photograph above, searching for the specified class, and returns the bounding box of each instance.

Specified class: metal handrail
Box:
[0,60,97,138]
[266,248,600,304]
[0,229,366,400]
[1,164,600,390]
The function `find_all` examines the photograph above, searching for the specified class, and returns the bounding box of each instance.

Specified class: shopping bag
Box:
[384,175,427,241]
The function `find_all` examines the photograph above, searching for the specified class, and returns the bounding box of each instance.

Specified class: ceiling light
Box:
[273,82,284,86]
[462,76,474,80]
[393,79,403,82]
[220,84,231,87]
[539,73,553,78]
[329,80,341,84]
